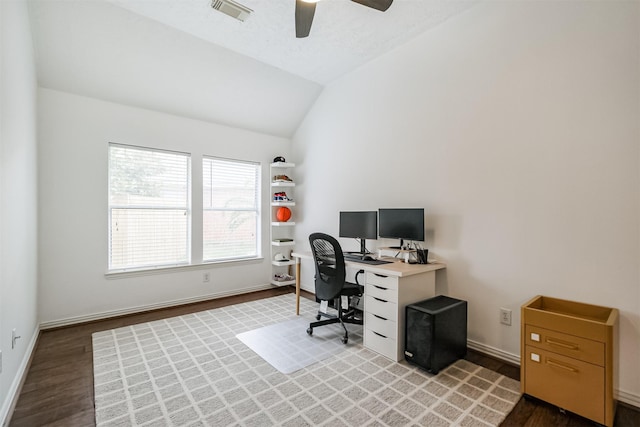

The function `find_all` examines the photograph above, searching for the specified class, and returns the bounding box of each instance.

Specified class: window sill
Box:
[105,257,264,279]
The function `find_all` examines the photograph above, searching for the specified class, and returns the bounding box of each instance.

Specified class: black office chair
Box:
[307,233,363,344]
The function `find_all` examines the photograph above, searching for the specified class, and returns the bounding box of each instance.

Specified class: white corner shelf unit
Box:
[270,162,296,286]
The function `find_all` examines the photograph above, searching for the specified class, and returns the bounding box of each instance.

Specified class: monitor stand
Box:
[346,239,369,259]
[359,238,368,255]
[389,239,404,250]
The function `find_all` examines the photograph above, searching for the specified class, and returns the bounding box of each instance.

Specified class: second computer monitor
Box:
[339,211,378,254]
[378,208,425,249]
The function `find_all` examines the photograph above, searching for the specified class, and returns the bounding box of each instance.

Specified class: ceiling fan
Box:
[295,0,393,38]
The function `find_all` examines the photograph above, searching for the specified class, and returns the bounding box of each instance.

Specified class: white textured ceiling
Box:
[107,0,477,84]
[28,0,476,137]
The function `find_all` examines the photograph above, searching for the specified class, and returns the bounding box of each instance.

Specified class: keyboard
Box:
[344,254,392,265]
[354,259,393,265]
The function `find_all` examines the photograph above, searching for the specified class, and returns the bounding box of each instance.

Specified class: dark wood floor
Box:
[8,287,640,426]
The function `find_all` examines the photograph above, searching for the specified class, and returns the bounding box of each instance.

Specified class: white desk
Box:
[291,251,446,361]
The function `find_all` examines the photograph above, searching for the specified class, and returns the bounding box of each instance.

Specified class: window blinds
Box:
[203,157,260,261]
[108,144,191,271]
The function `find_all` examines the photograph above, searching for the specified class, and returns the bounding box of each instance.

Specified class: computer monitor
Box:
[378,208,425,249]
[339,211,378,255]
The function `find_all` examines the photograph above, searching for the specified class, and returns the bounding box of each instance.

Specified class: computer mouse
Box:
[363,255,375,261]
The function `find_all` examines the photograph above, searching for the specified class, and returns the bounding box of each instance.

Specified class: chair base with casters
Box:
[306,284,363,344]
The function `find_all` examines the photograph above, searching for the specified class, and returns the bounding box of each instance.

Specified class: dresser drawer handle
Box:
[546,359,579,373]
[374,273,388,278]
[374,285,388,290]
[546,338,579,350]
[373,331,388,339]
[373,314,388,321]
[373,297,388,303]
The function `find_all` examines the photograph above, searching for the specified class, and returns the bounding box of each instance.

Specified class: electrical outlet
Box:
[203,272,210,283]
[500,308,512,326]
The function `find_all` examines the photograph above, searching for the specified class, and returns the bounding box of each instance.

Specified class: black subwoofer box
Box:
[405,295,467,374]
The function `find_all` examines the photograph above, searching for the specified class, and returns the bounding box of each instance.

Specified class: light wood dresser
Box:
[521,295,618,426]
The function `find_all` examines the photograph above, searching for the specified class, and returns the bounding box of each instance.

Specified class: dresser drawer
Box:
[365,272,398,290]
[365,295,397,322]
[366,282,398,303]
[364,328,397,360]
[365,311,397,340]
[524,345,605,424]
[525,325,604,366]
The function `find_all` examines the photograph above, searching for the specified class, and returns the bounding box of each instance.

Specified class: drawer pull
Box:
[373,331,388,339]
[373,314,388,321]
[373,297,388,303]
[546,359,579,373]
[374,273,388,278]
[374,285,388,290]
[546,338,579,350]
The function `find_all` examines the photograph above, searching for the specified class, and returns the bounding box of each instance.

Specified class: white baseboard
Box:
[1,325,39,427]
[616,389,640,409]
[40,284,274,330]
[467,338,521,366]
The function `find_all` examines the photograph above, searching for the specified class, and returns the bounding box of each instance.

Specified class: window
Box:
[203,157,260,261]
[109,144,191,271]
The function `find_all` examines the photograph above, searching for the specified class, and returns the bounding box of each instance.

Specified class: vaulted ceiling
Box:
[28,0,476,137]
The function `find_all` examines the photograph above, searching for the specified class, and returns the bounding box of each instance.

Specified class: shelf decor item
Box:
[276,206,292,222]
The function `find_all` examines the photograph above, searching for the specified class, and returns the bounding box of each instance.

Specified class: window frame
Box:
[107,143,192,273]
[202,155,262,263]
[106,143,264,276]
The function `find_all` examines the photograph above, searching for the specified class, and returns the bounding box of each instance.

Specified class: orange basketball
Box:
[276,207,292,222]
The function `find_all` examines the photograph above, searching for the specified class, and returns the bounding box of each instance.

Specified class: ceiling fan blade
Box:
[351,0,393,12]
[295,0,316,38]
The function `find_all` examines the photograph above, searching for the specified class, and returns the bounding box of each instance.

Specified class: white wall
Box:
[293,1,640,404]
[30,0,323,139]
[0,0,39,423]
[38,89,291,325]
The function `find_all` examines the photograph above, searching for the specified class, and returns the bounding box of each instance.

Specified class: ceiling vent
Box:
[211,0,252,22]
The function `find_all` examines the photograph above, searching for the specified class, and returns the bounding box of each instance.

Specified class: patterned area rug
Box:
[92,294,520,426]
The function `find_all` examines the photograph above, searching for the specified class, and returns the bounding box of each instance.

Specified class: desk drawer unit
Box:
[363,269,438,362]
[364,273,400,361]
[521,295,618,427]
